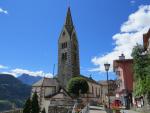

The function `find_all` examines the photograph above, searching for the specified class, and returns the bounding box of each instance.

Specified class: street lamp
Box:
[104,63,110,108]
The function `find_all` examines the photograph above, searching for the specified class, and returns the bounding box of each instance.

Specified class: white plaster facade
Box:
[32,77,59,113]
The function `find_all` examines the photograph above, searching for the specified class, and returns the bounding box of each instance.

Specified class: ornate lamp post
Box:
[104,63,110,108]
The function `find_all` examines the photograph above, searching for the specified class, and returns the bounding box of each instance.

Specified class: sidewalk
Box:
[90,110,106,113]
[89,106,142,113]
[90,106,106,113]
[90,110,141,113]
[121,110,141,113]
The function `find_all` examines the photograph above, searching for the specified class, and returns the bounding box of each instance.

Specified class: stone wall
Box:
[48,106,72,113]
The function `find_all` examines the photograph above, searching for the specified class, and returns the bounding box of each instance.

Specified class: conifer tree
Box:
[31,92,40,113]
[23,97,31,113]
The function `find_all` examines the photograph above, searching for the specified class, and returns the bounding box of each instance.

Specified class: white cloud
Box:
[0,8,8,14]
[11,68,53,77]
[91,5,150,72]
[121,5,150,32]
[0,65,8,69]
[1,68,53,78]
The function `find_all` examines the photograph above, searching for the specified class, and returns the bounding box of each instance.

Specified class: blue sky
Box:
[0,0,150,80]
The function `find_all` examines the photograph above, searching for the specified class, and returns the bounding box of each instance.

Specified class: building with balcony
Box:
[113,54,133,109]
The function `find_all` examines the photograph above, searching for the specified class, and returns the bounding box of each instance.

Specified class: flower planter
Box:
[112,105,121,113]
[112,109,121,113]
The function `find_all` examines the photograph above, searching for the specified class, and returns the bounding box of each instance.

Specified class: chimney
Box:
[119,54,125,60]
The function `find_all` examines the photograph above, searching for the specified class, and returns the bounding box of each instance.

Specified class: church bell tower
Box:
[58,7,80,88]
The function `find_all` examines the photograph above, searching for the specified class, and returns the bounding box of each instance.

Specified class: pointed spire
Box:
[65,7,74,26]
[64,7,74,36]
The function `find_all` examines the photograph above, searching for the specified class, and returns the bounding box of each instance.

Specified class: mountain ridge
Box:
[17,74,42,85]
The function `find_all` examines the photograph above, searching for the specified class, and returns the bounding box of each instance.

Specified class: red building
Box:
[143,29,150,52]
[113,54,133,109]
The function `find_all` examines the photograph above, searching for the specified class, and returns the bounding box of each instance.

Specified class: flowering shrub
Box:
[111,105,121,113]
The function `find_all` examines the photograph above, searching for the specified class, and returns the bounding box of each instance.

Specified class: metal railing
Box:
[72,102,78,113]
[79,104,89,113]
[72,103,89,113]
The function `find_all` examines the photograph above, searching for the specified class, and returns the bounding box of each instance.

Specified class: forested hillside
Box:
[0,74,31,111]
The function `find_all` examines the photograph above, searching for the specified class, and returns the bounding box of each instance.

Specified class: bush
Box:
[67,77,89,97]
[132,44,150,104]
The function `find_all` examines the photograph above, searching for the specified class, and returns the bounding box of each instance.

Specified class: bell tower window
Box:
[63,31,66,36]
[61,52,67,61]
[62,42,67,49]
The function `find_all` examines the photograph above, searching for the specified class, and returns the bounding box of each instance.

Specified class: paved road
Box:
[90,106,106,113]
[90,110,141,113]
[90,110,106,113]
[121,110,141,113]
[89,106,141,113]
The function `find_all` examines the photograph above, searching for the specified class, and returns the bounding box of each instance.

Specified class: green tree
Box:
[132,44,150,103]
[67,77,89,98]
[31,92,40,113]
[23,98,31,113]
[41,108,46,113]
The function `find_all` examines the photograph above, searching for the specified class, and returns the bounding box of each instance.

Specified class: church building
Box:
[32,7,102,113]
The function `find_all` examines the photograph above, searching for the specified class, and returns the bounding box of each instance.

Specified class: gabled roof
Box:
[80,75,102,86]
[32,77,58,87]
[45,87,72,99]
[98,80,115,86]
